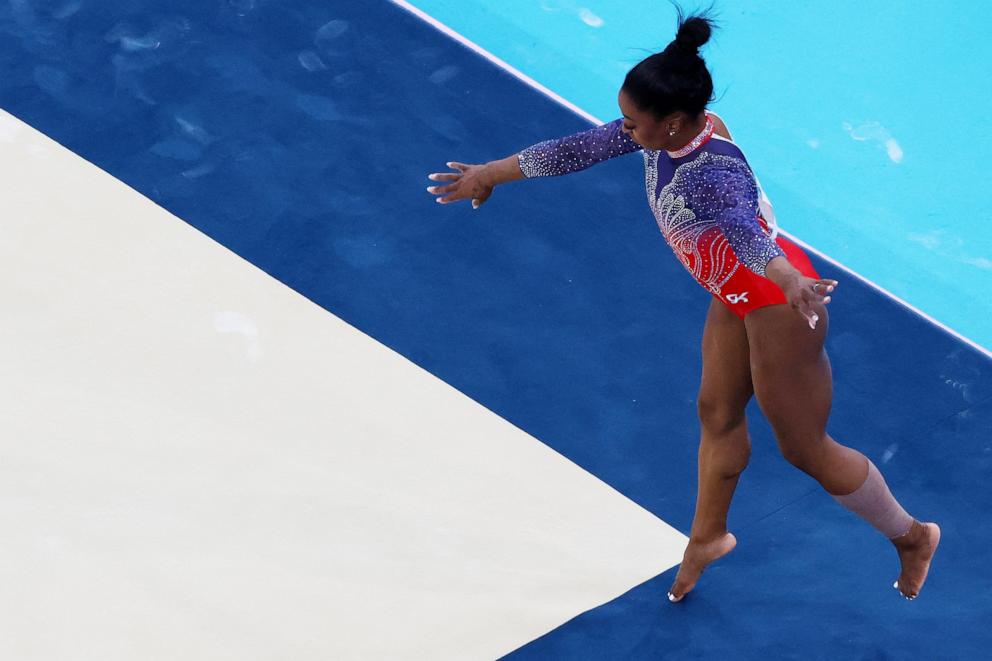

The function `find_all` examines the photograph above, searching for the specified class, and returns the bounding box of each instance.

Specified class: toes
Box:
[893,579,919,600]
[668,576,691,603]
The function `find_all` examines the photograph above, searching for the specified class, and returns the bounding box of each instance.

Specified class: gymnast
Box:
[427,11,939,602]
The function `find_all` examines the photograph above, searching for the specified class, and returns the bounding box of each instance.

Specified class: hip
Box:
[710,234,820,319]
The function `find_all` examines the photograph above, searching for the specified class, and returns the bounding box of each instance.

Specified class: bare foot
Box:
[667,532,737,603]
[892,520,941,600]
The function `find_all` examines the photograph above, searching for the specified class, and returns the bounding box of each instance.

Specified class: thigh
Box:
[744,302,832,445]
[698,297,754,432]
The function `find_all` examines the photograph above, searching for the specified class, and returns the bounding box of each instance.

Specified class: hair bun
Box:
[674,15,712,54]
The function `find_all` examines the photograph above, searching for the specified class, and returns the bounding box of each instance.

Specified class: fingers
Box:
[816,279,838,293]
[426,171,493,207]
[797,290,819,330]
[426,183,456,195]
[426,164,473,204]
[437,186,481,205]
[427,185,463,204]
[472,187,494,210]
[425,173,464,203]
[790,276,836,329]
[810,278,839,306]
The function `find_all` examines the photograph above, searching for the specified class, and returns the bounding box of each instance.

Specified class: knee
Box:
[777,438,825,474]
[697,394,748,438]
[697,396,752,471]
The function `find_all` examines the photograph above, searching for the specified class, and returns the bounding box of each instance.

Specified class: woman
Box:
[426,13,939,602]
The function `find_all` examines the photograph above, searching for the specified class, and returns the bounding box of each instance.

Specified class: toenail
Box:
[893,581,899,589]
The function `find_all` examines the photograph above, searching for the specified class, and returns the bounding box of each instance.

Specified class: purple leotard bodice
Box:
[517,118,785,278]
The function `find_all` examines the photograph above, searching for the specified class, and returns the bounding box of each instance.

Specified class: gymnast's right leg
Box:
[668,298,753,603]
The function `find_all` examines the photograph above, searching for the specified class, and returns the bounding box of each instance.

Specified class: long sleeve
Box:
[708,111,780,241]
[686,155,785,277]
[517,119,641,178]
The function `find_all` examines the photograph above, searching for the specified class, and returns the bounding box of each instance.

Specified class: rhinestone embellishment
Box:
[666,115,715,159]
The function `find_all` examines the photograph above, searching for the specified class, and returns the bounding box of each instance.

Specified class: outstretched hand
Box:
[427,162,494,209]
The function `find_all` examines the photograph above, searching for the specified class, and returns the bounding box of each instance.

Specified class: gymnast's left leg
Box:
[744,301,940,600]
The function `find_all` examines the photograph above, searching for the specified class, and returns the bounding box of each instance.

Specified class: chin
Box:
[635,136,663,150]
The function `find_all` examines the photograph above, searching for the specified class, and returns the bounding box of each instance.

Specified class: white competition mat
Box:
[0,110,685,660]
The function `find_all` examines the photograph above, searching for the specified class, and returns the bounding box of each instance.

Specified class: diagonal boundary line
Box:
[388,0,992,362]
[739,486,820,535]
[386,0,600,125]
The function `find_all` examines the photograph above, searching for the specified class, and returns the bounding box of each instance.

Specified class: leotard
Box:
[517,114,819,317]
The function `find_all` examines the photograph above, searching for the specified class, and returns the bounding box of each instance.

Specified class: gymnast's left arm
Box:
[696,160,784,278]
[695,161,836,327]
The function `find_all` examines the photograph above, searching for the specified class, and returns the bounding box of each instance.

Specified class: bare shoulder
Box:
[707,111,733,141]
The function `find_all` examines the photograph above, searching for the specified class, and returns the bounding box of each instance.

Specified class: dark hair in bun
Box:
[673,15,712,54]
[622,8,716,119]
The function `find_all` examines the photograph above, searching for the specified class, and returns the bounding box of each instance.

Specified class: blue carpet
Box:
[1,1,989,657]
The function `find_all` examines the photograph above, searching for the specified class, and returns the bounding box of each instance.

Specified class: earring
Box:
[668,127,677,136]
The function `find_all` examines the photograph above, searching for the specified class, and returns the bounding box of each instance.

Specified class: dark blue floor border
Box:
[2,1,990,657]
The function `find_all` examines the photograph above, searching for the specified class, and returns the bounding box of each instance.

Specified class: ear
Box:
[661,111,685,136]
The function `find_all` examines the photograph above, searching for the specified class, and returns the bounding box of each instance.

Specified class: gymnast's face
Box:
[618,88,666,150]
[618,88,682,151]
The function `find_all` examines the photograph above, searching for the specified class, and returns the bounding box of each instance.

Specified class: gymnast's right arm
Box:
[427,119,641,208]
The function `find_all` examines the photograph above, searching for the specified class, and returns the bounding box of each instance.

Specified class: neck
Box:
[670,114,707,151]
[665,113,713,158]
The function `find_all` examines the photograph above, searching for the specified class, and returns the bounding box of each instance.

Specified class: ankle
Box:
[689,530,728,545]
[891,520,924,547]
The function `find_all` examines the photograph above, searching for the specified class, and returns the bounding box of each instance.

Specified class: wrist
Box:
[484,155,525,186]
[764,256,801,290]
[480,161,500,187]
